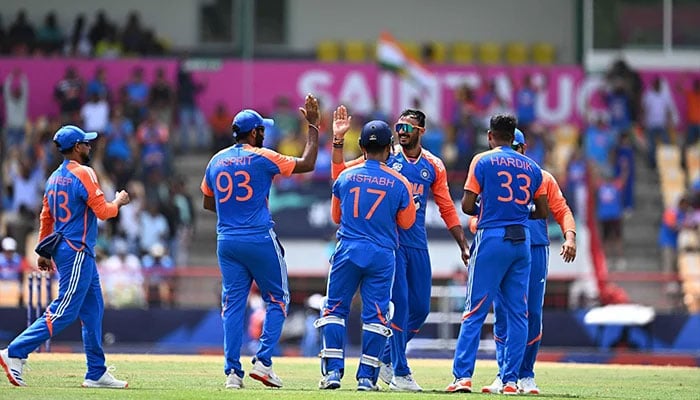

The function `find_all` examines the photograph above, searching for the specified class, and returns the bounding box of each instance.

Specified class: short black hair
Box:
[232,124,254,141]
[489,114,517,142]
[399,109,426,127]
[362,142,391,155]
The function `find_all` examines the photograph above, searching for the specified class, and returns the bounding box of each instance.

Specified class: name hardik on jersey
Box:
[464,146,545,229]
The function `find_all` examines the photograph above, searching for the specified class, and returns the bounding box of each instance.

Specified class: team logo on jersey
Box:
[392,163,403,172]
[420,169,430,180]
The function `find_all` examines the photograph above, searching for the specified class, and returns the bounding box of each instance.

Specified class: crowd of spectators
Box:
[0,9,167,58]
[0,61,205,308]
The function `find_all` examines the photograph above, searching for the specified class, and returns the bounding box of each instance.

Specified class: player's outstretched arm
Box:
[293,94,320,174]
[461,190,479,215]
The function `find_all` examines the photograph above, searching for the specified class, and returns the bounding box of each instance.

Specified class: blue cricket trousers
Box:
[9,242,107,380]
[217,230,289,378]
[380,245,431,377]
[452,227,530,384]
[320,239,395,381]
[494,245,549,379]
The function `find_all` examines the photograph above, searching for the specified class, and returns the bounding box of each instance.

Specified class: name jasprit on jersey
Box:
[215,156,255,167]
[346,174,396,188]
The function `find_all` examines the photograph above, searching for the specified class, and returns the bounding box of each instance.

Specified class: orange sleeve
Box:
[468,216,478,234]
[463,153,483,194]
[331,195,341,224]
[544,171,576,235]
[71,165,119,220]
[396,176,416,229]
[331,157,363,180]
[201,175,214,197]
[38,195,55,241]
[533,169,547,198]
[662,208,677,227]
[258,148,297,177]
[428,156,461,229]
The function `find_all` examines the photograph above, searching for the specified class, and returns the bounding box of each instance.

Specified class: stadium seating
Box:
[505,42,529,65]
[423,41,447,64]
[532,42,556,65]
[451,41,475,64]
[343,40,368,62]
[679,252,700,313]
[400,41,421,60]
[0,281,21,307]
[317,40,340,62]
[478,42,502,64]
[685,145,700,184]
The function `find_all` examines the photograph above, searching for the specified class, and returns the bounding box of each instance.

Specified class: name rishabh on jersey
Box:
[332,146,460,249]
[332,160,415,250]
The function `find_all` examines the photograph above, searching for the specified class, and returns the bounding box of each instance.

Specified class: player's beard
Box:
[254,134,264,148]
[80,152,91,164]
[400,134,420,151]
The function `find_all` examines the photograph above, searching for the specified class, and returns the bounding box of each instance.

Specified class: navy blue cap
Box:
[232,109,274,137]
[360,120,392,147]
[512,128,526,146]
[53,125,98,151]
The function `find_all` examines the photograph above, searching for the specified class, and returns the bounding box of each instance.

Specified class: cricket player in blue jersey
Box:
[331,106,468,391]
[473,129,577,395]
[200,94,320,390]
[318,120,416,391]
[1,125,130,388]
[447,115,549,394]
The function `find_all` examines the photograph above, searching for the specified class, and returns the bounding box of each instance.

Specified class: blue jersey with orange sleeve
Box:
[528,170,576,245]
[332,147,460,249]
[464,146,545,229]
[331,160,415,250]
[201,143,296,238]
[39,160,119,256]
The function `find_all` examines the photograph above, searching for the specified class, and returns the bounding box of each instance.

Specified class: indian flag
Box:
[376,31,435,89]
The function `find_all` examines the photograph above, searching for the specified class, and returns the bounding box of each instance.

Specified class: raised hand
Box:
[299,94,320,126]
[332,105,352,139]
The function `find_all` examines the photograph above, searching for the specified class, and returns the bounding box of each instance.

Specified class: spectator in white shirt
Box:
[642,77,676,169]
[80,91,110,133]
[3,70,29,152]
[138,203,170,256]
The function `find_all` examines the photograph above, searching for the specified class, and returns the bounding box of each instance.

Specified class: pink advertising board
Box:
[1,58,698,128]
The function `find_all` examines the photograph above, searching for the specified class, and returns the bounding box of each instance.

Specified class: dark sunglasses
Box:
[394,123,423,133]
[255,126,265,133]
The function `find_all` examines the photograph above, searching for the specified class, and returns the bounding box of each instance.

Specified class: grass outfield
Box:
[1,354,698,399]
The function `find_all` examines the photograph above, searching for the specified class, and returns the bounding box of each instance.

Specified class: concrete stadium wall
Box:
[0,0,202,47]
[1,0,577,62]
[289,0,577,62]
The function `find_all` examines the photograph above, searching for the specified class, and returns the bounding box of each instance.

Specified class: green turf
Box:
[1,354,697,399]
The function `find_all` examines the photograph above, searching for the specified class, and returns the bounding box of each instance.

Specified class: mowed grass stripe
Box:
[0,354,697,400]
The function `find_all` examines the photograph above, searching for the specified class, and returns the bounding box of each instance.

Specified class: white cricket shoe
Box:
[249,359,282,388]
[481,376,504,394]
[81,370,128,389]
[225,373,244,389]
[502,381,519,395]
[518,377,540,394]
[378,361,393,385]
[389,374,422,391]
[0,348,26,387]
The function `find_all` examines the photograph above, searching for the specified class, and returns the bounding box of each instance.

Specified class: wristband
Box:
[332,143,344,148]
